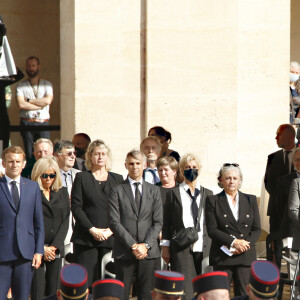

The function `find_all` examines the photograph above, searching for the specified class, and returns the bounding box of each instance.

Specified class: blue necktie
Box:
[148,168,160,184]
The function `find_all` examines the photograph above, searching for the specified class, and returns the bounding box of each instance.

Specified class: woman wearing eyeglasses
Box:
[71,139,123,289]
[205,163,261,297]
[30,157,70,300]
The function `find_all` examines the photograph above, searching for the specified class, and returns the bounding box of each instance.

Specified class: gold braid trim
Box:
[59,288,88,299]
[249,283,278,297]
[154,288,184,295]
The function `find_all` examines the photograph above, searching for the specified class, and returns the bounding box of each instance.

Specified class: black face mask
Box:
[184,169,198,182]
[74,146,85,158]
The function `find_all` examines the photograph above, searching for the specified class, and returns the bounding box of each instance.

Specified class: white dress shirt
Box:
[128,176,143,197]
[60,169,73,195]
[161,180,204,252]
[144,167,160,184]
[225,192,239,221]
[5,174,21,197]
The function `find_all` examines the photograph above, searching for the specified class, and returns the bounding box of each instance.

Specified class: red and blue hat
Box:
[192,271,229,296]
[249,260,280,299]
[92,279,124,300]
[59,264,88,300]
[154,270,185,295]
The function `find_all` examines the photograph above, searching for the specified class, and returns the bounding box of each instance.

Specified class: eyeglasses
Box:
[41,173,56,179]
[223,163,239,167]
[60,151,76,157]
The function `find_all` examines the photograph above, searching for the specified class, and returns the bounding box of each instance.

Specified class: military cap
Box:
[153,270,185,295]
[248,260,280,299]
[59,264,88,300]
[92,279,124,300]
[192,271,229,296]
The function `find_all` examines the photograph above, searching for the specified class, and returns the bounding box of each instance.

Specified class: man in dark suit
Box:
[109,149,163,300]
[264,124,296,267]
[54,140,80,262]
[0,146,44,300]
[276,148,300,252]
[264,124,296,233]
[275,167,299,276]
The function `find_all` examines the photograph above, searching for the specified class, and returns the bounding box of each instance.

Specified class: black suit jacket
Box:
[205,190,261,266]
[162,185,213,256]
[71,171,123,248]
[109,179,163,260]
[264,149,294,220]
[275,171,298,239]
[42,187,70,256]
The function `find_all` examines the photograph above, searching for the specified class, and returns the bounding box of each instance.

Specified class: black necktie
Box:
[11,181,20,210]
[187,188,200,228]
[134,182,141,212]
[284,151,291,174]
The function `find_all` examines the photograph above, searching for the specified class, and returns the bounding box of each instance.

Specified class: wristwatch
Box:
[26,98,30,102]
[144,243,151,250]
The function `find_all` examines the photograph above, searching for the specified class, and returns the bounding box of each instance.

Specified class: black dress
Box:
[71,171,123,287]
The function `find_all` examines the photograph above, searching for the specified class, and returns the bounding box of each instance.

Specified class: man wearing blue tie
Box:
[140,136,162,184]
[0,146,44,300]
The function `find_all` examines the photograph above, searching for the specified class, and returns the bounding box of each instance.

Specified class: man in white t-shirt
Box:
[16,56,53,160]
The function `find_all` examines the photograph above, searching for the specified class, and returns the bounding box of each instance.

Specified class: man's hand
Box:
[32,253,43,269]
[161,246,170,264]
[132,243,148,260]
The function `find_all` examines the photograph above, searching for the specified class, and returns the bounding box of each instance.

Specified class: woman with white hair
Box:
[205,163,261,297]
[162,153,213,300]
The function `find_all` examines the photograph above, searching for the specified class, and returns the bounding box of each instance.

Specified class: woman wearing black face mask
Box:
[161,153,213,300]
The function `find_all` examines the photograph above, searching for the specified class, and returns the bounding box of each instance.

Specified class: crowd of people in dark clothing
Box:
[3,122,297,300]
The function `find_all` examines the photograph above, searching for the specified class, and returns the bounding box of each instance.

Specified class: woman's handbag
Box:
[171,227,199,250]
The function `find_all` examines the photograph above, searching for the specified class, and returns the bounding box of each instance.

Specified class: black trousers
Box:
[31,257,62,300]
[214,265,250,296]
[74,244,111,289]
[115,258,156,300]
[170,247,203,300]
[20,119,50,159]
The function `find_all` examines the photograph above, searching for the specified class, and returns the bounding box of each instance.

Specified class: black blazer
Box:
[276,172,298,239]
[109,179,163,260]
[205,190,261,266]
[162,185,212,245]
[71,171,123,248]
[42,187,70,256]
[264,149,293,218]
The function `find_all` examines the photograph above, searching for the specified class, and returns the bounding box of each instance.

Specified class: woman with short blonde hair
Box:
[30,157,70,300]
[31,157,62,191]
[72,139,123,288]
